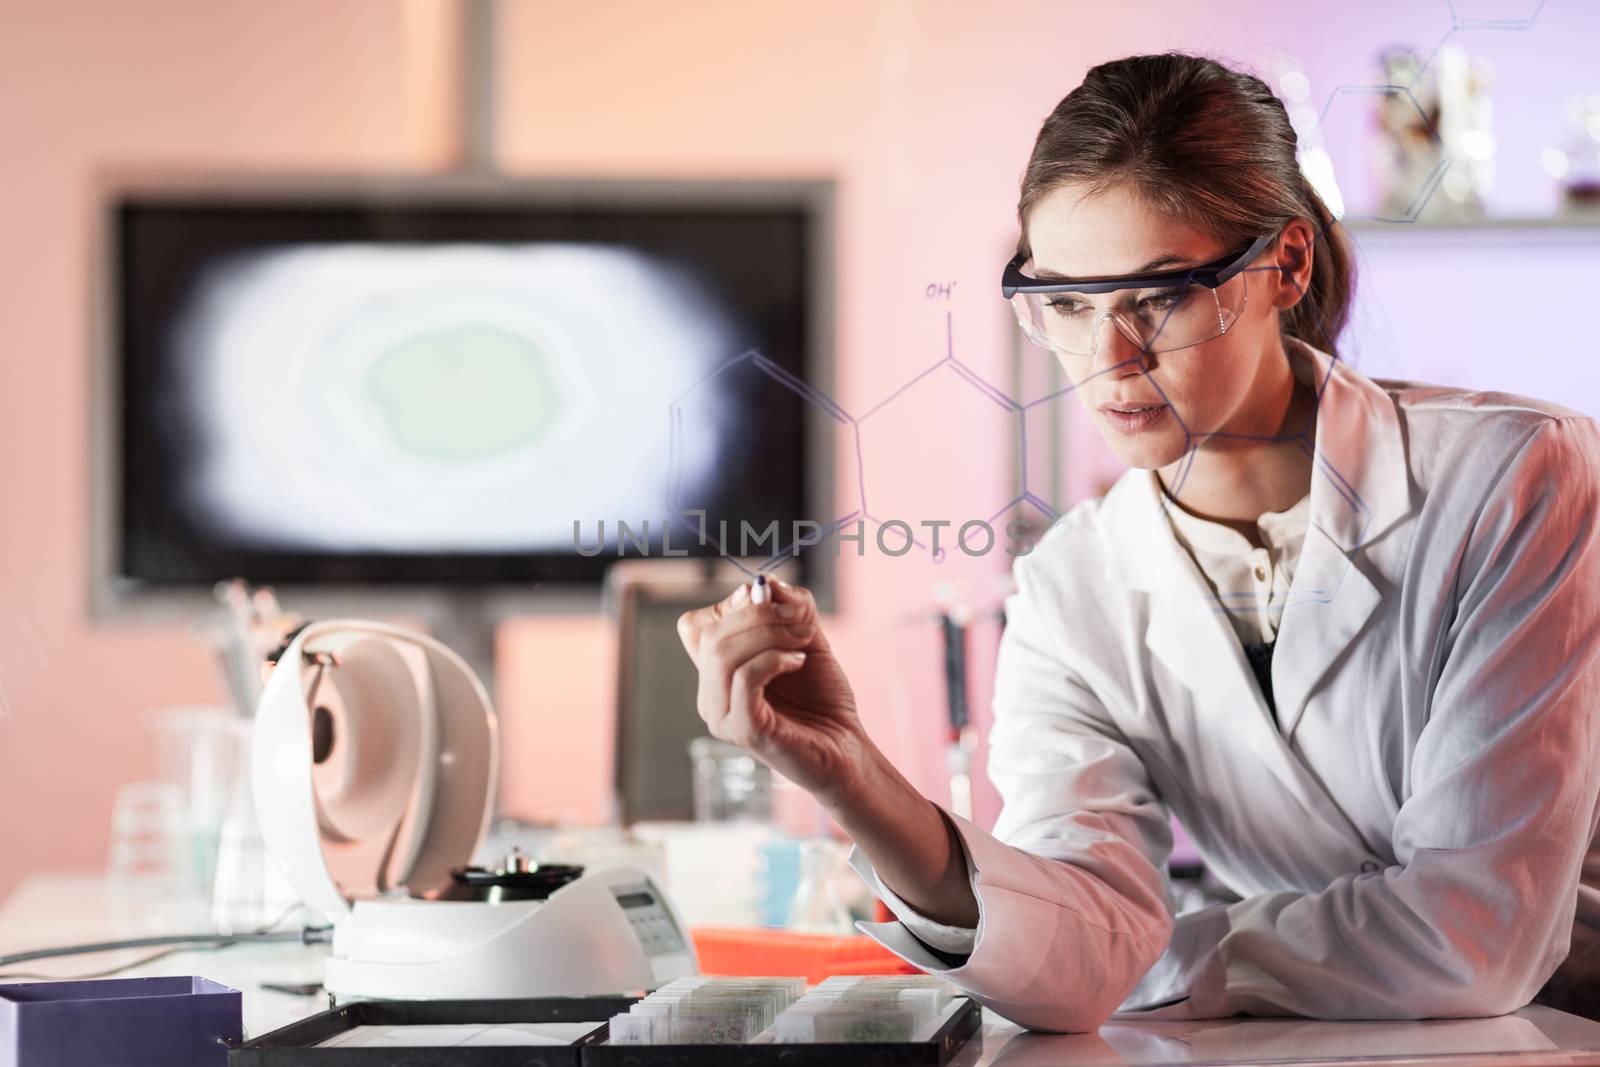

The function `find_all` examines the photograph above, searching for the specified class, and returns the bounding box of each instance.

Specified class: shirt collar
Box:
[1162,488,1310,557]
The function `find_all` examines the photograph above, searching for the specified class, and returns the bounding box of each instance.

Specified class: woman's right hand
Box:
[679,575,980,933]
[676,577,868,800]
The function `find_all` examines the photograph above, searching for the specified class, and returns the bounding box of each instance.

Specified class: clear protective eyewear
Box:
[1001,232,1278,358]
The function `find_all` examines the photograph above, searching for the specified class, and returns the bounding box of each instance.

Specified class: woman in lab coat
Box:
[676,53,1600,1032]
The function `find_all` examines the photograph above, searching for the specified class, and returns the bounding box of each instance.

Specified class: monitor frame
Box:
[89,170,838,624]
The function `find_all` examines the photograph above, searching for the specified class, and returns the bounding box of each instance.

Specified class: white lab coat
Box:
[851,339,1600,1032]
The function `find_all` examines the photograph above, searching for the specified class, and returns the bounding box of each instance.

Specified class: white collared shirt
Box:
[1157,333,1320,650]
[1160,485,1311,648]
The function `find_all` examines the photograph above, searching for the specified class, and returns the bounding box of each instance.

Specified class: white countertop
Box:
[973,1007,1600,1066]
[5,873,1600,1063]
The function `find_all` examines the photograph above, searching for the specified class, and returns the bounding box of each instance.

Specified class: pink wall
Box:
[4,0,1599,901]
[0,0,462,897]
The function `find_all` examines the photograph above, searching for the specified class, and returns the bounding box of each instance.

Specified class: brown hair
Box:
[1018,52,1355,356]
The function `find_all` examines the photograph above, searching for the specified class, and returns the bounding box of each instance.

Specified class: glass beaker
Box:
[688,737,772,822]
[107,780,195,930]
[146,705,249,896]
[787,838,855,934]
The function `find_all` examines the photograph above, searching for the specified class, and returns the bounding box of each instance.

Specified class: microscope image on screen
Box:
[166,242,739,554]
[108,189,821,592]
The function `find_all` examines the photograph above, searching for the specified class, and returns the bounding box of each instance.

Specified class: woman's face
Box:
[1024,181,1301,472]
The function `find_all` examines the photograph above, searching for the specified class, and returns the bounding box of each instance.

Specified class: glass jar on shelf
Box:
[1547,95,1600,214]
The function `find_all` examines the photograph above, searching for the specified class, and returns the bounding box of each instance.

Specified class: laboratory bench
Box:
[4,872,1600,1066]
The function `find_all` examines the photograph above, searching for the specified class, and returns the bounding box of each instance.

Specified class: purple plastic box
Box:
[0,976,241,1067]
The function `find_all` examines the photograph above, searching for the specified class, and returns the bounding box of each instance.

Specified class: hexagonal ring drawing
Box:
[854,313,1026,563]
[667,347,863,579]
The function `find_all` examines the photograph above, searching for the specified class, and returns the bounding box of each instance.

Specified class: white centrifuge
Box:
[251,619,699,1002]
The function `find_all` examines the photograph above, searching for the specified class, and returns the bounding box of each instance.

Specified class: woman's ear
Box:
[1269,217,1317,310]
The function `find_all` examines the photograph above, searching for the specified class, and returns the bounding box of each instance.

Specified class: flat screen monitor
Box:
[94,175,835,616]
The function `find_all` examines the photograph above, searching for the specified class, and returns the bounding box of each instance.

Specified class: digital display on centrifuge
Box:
[615,892,656,909]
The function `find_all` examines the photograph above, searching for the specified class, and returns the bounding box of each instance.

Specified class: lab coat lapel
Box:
[1122,472,1324,813]
[1272,343,1412,739]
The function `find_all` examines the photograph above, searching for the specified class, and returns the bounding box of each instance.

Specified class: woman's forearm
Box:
[818,742,980,929]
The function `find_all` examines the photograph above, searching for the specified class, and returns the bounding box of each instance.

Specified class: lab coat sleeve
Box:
[1117,415,1600,1021]
[849,830,979,955]
[849,539,1178,1033]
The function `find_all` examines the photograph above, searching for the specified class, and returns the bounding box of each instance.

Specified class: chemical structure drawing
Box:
[666,309,1034,575]
[667,347,863,579]
[853,310,1028,562]
[666,266,1371,629]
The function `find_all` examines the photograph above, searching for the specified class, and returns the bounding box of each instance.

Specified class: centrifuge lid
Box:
[251,620,498,921]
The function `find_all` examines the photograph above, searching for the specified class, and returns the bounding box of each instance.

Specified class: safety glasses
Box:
[1001,231,1278,358]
